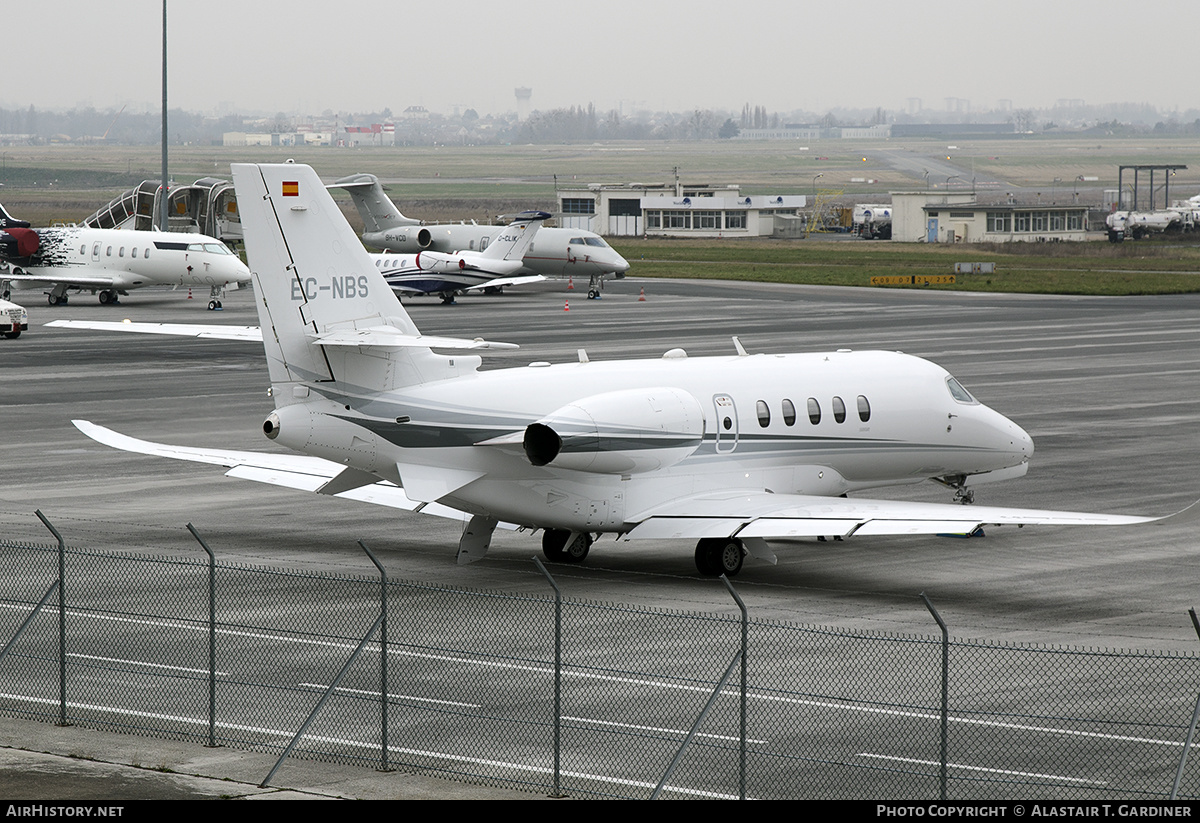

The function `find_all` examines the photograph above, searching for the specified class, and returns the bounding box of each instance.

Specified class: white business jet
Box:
[68,163,1196,576]
[369,210,549,303]
[0,216,250,309]
[333,174,629,299]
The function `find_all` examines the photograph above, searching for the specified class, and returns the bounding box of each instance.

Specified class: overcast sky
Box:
[6,1,1197,117]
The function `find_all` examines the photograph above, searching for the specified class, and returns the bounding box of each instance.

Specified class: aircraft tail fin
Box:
[232,163,420,391]
[232,164,509,396]
[479,211,550,262]
[0,202,31,229]
[330,173,419,234]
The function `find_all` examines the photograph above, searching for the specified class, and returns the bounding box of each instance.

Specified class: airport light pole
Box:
[160,0,169,233]
[811,173,823,199]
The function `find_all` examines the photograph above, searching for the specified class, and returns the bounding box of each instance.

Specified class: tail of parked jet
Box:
[231,163,515,397]
[330,173,418,235]
[0,202,31,229]
[478,211,550,262]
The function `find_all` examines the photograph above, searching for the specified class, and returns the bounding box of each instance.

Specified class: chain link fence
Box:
[3,526,1200,800]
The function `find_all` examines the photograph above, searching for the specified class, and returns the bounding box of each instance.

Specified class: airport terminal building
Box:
[556,182,806,238]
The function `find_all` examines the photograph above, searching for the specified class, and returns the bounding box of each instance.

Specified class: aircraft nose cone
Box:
[1019,426,1034,459]
[1003,417,1034,461]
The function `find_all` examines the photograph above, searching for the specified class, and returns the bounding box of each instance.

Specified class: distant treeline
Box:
[0,105,247,144]
[4,99,1200,146]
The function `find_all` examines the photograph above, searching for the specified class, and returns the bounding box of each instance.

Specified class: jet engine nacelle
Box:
[415,250,468,273]
[0,227,40,259]
[415,250,524,277]
[522,387,705,475]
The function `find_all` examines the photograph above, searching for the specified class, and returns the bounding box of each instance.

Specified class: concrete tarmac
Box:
[3,274,1200,798]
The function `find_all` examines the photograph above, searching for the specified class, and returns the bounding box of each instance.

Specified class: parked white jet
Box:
[71,163,1196,577]
[333,174,629,299]
[0,216,250,309]
[370,210,549,304]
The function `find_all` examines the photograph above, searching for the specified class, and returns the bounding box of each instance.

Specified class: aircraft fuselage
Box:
[266,349,1032,533]
[2,225,251,302]
[365,224,629,279]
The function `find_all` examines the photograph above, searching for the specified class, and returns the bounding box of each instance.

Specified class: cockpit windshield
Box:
[946,377,978,405]
[187,243,235,255]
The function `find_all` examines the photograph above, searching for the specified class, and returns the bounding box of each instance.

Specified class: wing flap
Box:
[622,489,1172,542]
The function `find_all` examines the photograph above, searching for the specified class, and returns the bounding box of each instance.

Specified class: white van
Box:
[0,298,28,338]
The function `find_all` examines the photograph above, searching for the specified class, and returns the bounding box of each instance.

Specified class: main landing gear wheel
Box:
[587,287,600,300]
[47,293,68,306]
[98,289,119,305]
[542,529,592,563]
[694,537,744,577]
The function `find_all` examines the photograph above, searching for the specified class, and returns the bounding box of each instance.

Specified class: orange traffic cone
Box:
[187,288,193,299]
[567,277,574,290]
[564,300,570,311]
[638,287,646,302]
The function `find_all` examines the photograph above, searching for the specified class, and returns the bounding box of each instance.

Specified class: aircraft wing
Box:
[3,270,118,289]
[71,419,469,520]
[621,489,1198,542]
[47,319,264,341]
[461,275,546,291]
[47,320,517,350]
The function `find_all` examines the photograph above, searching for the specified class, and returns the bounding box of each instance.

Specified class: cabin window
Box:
[80,245,86,255]
[119,247,125,258]
[832,396,846,423]
[782,398,796,426]
[756,400,770,428]
[106,246,113,256]
[807,397,821,425]
[376,260,382,267]
[722,417,732,431]
[857,395,871,422]
[131,248,138,258]
[144,248,150,259]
